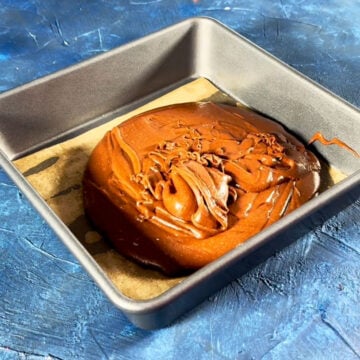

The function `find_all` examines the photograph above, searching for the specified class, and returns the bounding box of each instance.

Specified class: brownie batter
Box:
[83,102,321,274]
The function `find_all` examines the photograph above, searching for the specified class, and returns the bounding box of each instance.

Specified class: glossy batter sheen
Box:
[83,102,321,274]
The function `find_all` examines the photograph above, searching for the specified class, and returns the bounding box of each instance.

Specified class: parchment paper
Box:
[13,78,346,300]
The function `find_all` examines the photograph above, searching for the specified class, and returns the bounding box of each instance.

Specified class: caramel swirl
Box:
[106,118,319,240]
[83,102,321,274]
[131,135,235,239]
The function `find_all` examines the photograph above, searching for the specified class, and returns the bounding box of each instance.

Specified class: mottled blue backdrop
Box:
[0,1,360,359]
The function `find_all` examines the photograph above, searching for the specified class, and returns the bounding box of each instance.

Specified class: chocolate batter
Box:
[83,102,321,274]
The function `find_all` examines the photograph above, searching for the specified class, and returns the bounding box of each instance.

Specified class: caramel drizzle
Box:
[308,132,360,158]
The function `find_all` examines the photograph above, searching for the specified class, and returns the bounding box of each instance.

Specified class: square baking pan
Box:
[0,17,359,329]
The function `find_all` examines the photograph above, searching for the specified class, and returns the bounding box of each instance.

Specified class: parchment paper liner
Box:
[13,78,346,300]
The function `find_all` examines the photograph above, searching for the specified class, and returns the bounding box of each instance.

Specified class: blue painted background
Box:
[0,1,359,359]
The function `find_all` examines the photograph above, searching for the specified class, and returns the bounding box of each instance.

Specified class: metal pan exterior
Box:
[0,17,359,329]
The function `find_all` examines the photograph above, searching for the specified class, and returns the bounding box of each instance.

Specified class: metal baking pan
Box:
[0,17,359,329]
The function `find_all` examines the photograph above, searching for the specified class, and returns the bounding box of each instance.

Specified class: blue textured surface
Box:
[0,1,360,359]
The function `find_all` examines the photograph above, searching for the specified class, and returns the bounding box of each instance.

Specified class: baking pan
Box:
[0,17,359,329]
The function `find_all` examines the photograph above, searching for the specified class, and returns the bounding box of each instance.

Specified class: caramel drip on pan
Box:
[308,132,360,158]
